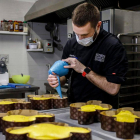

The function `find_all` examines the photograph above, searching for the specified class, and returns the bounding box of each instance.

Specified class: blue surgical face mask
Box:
[76,30,97,47]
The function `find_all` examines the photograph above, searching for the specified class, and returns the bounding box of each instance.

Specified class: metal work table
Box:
[40,108,140,140]
[0,85,40,98]
[0,108,140,140]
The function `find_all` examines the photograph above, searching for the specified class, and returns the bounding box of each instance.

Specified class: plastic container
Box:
[28,43,38,49]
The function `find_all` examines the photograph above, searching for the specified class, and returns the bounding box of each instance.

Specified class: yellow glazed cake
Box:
[3,115,36,122]
[0,101,15,105]
[9,123,90,139]
[81,105,109,112]
[113,110,139,122]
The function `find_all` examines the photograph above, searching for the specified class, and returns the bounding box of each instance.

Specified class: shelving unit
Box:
[0,31,28,35]
[26,49,43,52]
[118,32,140,110]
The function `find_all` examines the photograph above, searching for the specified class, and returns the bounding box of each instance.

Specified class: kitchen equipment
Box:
[42,39,53,53]
[0,61,9,85]
[48,60,69,98]
[28,43,38,49]
[12,74,30,84]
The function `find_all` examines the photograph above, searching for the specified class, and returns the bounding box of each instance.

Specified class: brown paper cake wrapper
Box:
[86,100,102,105]
[52,97,68,109]
[35,112,55,123]
[20,102,31,109]
[27,135,72,140]
[27,95,42,101]
[5,127,27,140]
[94,104,112,122]
[30,98,52,110]
[0,113,7,132]
[14,102,31,110]
[70,103,86,120]
[0,104,14,113]
[100,110,117,132]
[43,94,59,98]
[7,109,38,116]
[2,119,35,135]
[78,109,95,125]
[71,128,92,140]
[2,110,37,134]
[117,107,134,114]
[133,111,140,134]
[3,99,26,102]
[115,118,137,139]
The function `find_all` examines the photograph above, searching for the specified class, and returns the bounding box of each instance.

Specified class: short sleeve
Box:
[61,40,72,80]
[103,44,128,84]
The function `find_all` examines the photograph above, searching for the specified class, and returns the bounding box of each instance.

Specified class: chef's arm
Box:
[86,70,121,96]
[60,76,67,86]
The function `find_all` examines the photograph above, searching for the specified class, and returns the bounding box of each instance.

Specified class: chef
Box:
[47,3,128,109]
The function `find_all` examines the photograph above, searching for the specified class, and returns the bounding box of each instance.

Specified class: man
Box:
[47,3,128,109]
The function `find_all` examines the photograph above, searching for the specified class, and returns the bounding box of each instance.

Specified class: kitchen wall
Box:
[0,0,67,97]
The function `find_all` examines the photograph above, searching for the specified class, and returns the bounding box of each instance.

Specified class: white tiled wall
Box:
[0,0,67,96]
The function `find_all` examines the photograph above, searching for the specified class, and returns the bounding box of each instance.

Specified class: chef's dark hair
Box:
[72,3,100,28]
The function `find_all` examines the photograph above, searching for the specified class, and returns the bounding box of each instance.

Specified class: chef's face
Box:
[72,21,101,40]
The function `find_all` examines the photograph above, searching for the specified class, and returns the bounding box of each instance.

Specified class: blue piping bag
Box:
[48,60,69,98]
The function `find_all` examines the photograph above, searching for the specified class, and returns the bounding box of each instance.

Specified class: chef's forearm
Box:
[60,76,67,86]
[86,71,120,95]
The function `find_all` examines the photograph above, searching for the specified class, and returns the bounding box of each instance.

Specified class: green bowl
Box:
[12,75,30,84]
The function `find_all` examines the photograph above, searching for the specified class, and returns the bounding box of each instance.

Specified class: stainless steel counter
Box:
[40,108,140,140]
[0,108,140,140]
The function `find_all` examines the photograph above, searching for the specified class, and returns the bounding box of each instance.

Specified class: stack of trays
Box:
[0,109,55,135]
[100,107,140,139]
[5,122,92,140]
[28,94,68,110]
[0,99,31,113]
[70,100,112,125]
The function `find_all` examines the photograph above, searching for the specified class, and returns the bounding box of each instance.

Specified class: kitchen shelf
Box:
[126,76,140,79]
[119,92,140,97]
[119,100,140,106]
[118,32,140,110]
[128,60,140,62]
[26,49,43,52]
[128,68,140,71]
[127,51,140,54]
[0,31,28,35]
[123,43,140,45]
[121,84,140,89]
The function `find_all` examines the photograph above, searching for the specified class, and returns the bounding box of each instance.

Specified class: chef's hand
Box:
[47,72,59,88]
[62,58,86,73]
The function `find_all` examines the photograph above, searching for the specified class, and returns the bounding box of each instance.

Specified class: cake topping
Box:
[81,105,109,112]
[9,123,90,139]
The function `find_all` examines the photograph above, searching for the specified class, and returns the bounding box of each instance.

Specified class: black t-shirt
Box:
[62,28,128,109]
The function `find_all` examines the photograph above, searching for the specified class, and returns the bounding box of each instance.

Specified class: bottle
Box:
[8,20,14,31]
[19,21,23,32]
[0,21,3,31]
[14,21,19,32]
[5,20,9,31]
[35,38,42,49]
[23,21,28,33]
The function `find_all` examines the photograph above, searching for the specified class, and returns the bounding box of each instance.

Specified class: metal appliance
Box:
[0,61,9,85]
[42,39,53,53]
